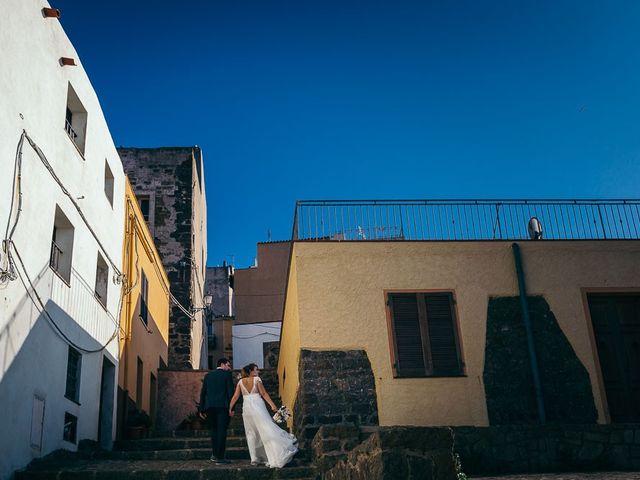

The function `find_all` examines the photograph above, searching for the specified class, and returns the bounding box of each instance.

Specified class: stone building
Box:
[232,241,291,367]
[278,200,640,469]
[118,147,207,370]
[0,1,125,476]
[203,264,234,368]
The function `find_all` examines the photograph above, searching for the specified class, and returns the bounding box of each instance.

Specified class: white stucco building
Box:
[0,2,125,478]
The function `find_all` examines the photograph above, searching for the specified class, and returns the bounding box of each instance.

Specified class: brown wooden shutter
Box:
[424,293,463,375]
[389,293,427,377]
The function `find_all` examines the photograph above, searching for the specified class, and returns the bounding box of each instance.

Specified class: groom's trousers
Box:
[206,407,230,459]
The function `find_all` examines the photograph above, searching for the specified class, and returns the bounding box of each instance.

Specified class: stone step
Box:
[90,448,311,464]
[99,447,251,460]
[16,459,317,480]
[116,437,248,451]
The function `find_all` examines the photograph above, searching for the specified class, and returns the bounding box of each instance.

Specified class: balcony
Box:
[292,200,640,242]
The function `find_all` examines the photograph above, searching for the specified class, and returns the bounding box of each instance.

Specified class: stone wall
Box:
[156,369,207,433]
[119,147,203,369]
[322,427,457,480]
[453,424,640,475]
[293,350,379,448]
[263,341,279,369]
[483,296,597,425]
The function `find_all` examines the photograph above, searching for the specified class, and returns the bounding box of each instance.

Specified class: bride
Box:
[229,363,298,468]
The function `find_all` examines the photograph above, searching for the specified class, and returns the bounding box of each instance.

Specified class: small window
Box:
[64,83,88,155]
[136,357,144,410]
[104,161,114,206]
[63,412,77,443]
[140,271,149,325]
[387,292,463,378]
[50,206,75,284]
[94,252,109,308]
[138,195,150,222]
[65,346,82,403]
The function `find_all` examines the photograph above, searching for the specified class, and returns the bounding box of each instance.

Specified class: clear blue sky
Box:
[55,0,640,267]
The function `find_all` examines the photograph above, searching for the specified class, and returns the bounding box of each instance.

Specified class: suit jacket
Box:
[199,369,234,411]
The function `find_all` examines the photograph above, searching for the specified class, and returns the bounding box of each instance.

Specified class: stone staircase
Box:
[16,370,317,480]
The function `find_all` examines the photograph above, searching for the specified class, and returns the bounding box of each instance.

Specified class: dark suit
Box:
[199,368,234,459]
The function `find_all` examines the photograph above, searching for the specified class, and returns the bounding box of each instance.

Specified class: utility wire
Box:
[10,240,121,353]
[23,131,122,277]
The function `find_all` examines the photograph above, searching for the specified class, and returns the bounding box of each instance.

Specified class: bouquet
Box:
[272,405,291,424]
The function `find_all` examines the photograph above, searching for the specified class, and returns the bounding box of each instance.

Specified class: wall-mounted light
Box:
[59,57,76,67]
[192,295,213,313]
[42,7,61,18]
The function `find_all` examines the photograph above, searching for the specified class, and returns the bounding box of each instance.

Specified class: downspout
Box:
[122,206,135,431]
[511,242,546,424]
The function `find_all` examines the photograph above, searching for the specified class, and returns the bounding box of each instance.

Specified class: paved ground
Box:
[473,473,640,479]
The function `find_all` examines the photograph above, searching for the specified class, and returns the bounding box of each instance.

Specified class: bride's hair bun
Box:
[242,363,258,378]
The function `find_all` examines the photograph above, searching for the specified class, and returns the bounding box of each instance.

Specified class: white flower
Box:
[272,405,291,424]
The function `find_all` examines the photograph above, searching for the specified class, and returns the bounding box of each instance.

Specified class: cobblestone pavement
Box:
[473,473,640,479]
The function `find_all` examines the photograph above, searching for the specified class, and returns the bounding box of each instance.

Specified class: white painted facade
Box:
[0,2,125,478]
[232,323,281,369]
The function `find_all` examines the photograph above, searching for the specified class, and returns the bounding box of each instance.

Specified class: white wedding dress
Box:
[240,376,298,468]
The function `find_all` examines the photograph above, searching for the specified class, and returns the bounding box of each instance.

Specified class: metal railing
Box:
[49,241,64,272]
[292,200,640,241]
[65,119,79,147]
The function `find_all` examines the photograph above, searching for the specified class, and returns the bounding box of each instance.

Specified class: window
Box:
[140,271,149,325]
[136,357,143,410]
[94,252,109,308]
[104,161,114,206]
[64,83,87,155]
[63,412,77,443]
[138,196,150,221]
[65,346,82,403]
[387,292,463,378]
[50,206,74,284]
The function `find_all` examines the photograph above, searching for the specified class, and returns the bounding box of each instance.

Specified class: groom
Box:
[199,357,234,464]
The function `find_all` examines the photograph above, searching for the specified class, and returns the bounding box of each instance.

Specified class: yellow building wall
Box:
[278,255,301,426]
[281,240,640,427]
[119,178,170,416]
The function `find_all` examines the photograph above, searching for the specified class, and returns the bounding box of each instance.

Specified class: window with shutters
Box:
[387,291,464,378]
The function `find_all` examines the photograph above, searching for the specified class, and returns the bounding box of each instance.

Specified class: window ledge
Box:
[50,266,71,287]
[64,395,81,406]
[94,293,108,311]
[64,129,86,160]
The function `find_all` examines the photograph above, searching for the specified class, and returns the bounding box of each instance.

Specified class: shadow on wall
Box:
[483,295,598,425]
[0,262,50,378]
[0,299,118,480]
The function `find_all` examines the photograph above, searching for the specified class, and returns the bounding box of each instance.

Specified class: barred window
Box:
[65,346,81,403]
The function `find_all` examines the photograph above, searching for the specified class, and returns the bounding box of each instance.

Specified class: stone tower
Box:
[118,147,207,369]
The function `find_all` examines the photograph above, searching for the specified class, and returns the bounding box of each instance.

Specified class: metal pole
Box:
[512,243,546,424]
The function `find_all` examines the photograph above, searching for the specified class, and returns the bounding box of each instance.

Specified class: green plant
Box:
[454,453,467,480]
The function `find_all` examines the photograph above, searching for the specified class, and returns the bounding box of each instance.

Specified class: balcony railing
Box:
[65,119,79,147]
[49,240,63,272]
[292,200,640,242]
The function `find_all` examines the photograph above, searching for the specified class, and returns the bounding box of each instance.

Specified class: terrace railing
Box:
[292,200,640,242]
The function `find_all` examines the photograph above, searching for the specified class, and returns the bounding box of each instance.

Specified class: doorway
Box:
[588,293,640,422]
[98,356,116,448]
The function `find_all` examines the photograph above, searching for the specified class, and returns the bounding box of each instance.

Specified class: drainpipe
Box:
[511,243,546,424]
[122,207,135,435]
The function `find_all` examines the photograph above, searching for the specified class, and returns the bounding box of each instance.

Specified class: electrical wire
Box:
[22,131,122,277]
[126,203,194,320]
[10,240,121,353]
[231,332,280,340]
[2,129,197,354]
